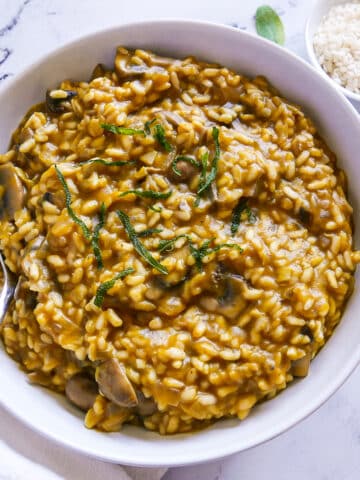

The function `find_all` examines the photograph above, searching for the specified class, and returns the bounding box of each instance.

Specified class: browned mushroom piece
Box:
[168,159,199,183]
[114,51,149,78]
[136,391,158,417]
[46,89,77,114]
[0,163,25,220]
[200,271,247,320]
[161,111,185,127]
[96,358,138,408]
[90,63,107,80]
[65,373,98,411]
[291,352,311,377]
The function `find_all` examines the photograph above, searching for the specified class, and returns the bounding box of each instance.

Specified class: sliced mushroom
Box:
[298,207,311,226]
[168,159,199,183]
[136,391,158,417]
[200,269,247,320]
[291,353,311,377]
[90,63,107,80]
[96,358,138,408]
[0,163,25,220]
[161,111,185,127]
[65,373,98,411]
[114,51,149,78]
[46,89,77,114]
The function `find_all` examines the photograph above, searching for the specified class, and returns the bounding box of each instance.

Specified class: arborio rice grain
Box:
[313,2,360,94]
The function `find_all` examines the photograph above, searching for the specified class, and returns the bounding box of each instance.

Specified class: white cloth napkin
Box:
[0,405,167,480]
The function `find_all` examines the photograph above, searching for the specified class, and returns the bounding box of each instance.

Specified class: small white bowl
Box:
[1,20,360,468]
[305,0,360,109]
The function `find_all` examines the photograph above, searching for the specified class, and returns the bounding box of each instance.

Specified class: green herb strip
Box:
[101,123,145,136]
[153,124,173,152]
[137,228,163,238]
[197,127,220,195]
[195,151,209,206]
[55,166,108,268]
[149,205,163,213]
[55,165,91,240]
[116,210,168,274]
[255,5,285,45]
[231,198,256,236]
[158,234,190,253]
[144,119,156,135]
[94,267,135,307]
[119,189,172,200]
[172,156,201,177]
[190,239,243,271]
[91,202,106,269]
[80,157,135,167]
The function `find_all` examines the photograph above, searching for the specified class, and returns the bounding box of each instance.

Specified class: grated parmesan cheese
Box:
[313,2,360,94]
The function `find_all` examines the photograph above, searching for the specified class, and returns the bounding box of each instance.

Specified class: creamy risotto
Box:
[0,47,359,434]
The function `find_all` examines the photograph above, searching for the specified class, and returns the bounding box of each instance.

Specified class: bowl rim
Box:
[304,0,360,103]
[1,18,360,467]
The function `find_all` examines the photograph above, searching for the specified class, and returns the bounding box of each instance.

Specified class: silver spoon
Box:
[0,253,18,323]
[0,163,26,323]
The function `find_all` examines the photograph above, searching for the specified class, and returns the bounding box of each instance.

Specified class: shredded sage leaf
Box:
[94,267,135,307]
[55,165,91,240]
[158,234,190,253]
[195,151,209,207]
[190,238,243,271]
[144,119,156,135]
[91,202,106,269]
[153,124,173,152]
[116,210,168,274]
[231,198,256,236]
[255,5,285,45]
[137,228,163,238]
[197,127,220,195]
[101,123,145,136]
[80,157,135,167]
[149,205,163,213]
[119,189,172,200]
[172,156,200,177]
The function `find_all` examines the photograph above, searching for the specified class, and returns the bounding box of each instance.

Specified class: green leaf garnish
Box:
[195,151,209,207]
[55,165,91,240]
[255,5,285,45]
[80,157,135,167]
[197,127,220,195]
[172,156,200,177]
[101,123,145,136]
[119,189,172,200]
[144,119,156,135]
[94,267,135,307]
[153,124,173,152]
[137,228,163,238]
[231,198,256,236]
[91,202,106,269]
[116,210,168,274]
[149,205,163,213]
[158,234,190,253]
[189,239,243,271]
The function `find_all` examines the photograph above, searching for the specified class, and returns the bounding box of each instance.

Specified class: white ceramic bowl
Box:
[305,0,360,109]
[1,20,360,468]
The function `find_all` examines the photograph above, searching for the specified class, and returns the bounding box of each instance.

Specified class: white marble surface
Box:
[0,0,359,479]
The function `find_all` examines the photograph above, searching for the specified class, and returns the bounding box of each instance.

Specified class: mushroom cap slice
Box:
[136,391,158,417]
[65,373,98,411]
[291,352,311,377]
[96,359,138,408]
[0,163,25,220]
